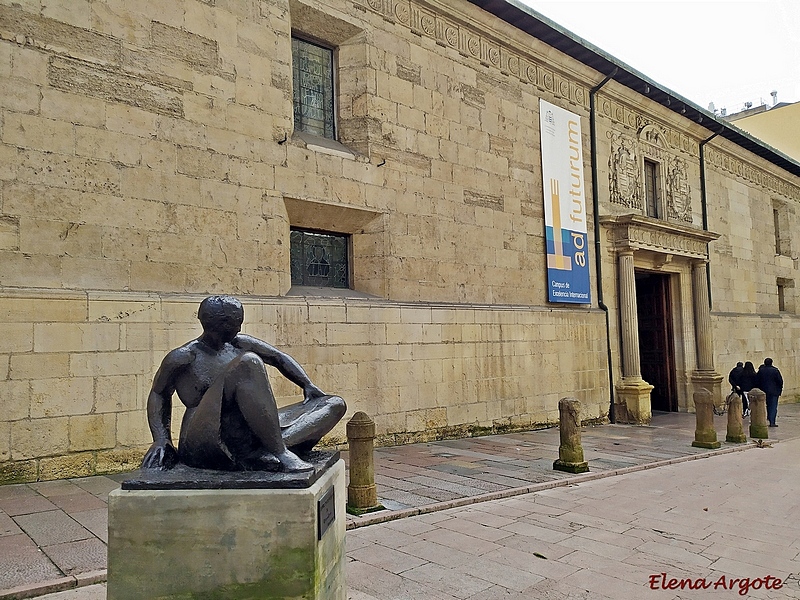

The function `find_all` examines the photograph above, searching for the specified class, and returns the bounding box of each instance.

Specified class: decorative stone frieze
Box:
[600,214,719,259]
[599,98,695,155]
[706,147,800,201]
[353,0,588,107]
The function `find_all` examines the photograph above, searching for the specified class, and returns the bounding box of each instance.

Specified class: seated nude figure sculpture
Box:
[142,295,346,473]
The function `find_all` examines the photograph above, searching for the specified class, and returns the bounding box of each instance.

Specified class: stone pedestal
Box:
[692,388,720,449]
[748,388,769,440]
[691,371,724,408]
[553,397,589,474]
[725,394,747,443]
[614,379,654,424]
[107,458,346,600]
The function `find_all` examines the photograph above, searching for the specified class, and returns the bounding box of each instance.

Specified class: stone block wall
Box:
[0,293,608,482]
[0,0,798,480]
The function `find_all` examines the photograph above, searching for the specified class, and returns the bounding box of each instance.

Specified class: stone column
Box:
[614,249,653,424]
[553,397,589,474]
[725,394,746,443]
[692,261,714,371]
[346,412,381,513]
[690,260,724,400]
[619,250,641,379]
[748,388,769,440]
[692,388,720,449]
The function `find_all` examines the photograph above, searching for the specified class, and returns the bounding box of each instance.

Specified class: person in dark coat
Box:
[756,357,784,427]
[728,361,743,393]
[728,361,745,417]
[738,361,758,417]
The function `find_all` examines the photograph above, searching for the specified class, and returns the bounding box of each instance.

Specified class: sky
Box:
[519,0,800,116]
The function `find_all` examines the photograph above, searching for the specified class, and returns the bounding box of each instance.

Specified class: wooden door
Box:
[636,272,677,412]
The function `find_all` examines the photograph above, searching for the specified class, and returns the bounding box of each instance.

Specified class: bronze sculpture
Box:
[142,296,346,473]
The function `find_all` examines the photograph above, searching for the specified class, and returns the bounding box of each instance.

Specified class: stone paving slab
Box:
[14,511,92,548]
[0,534,65,591]
[3,405,800,599]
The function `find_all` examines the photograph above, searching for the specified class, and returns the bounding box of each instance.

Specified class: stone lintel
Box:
[600,214,719,260]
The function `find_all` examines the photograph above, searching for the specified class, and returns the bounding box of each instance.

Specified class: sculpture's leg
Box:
[282,395,347,452]
[224,352,313,472]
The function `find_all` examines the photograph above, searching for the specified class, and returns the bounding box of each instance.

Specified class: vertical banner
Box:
[539,99,591,304]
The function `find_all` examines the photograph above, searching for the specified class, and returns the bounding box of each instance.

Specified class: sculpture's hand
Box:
[142,441,178,470]
[303,383,326,404]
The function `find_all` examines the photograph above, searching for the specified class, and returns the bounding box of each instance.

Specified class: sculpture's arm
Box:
[141,348,192,469]
[234,335,326,402]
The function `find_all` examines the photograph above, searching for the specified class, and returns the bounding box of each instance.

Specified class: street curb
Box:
[0,570,105,600]
[1,437,791,599]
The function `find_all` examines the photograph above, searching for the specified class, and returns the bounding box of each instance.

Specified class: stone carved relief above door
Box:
[608,127,693,223]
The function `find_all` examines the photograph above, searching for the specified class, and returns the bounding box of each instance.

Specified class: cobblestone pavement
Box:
[3,405,799,599]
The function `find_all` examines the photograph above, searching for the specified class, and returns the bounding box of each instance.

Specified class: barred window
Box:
[290,229,349,288]
[292,37,335,139]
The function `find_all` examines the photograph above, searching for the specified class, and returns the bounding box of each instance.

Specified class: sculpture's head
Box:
[198,296,244,341]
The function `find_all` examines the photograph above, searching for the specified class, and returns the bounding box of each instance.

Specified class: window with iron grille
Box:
[290,229,349,288]
[292,37,335,139]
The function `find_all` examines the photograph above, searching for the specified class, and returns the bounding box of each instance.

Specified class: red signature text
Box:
[648,573,783,596]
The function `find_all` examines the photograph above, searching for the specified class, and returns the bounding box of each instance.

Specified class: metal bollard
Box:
[553,397,589,474]
[692,388,721,448]
[346,411,381,513]
[725,393,746,443]
[748,388,769,440]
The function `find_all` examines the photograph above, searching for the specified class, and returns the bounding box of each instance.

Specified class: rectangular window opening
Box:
[644,159,659,219]
[290,228,350,289]
[774,208,781,255]
[292,37,336,140]
[776,277,794,313]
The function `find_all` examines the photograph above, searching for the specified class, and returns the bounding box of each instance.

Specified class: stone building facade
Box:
[0,0,798,482]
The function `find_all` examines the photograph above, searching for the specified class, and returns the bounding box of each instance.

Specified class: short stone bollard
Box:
[692,388,721,449]
[725,393,746,443]
[346,411,382,514]
[748,388,769,440]
[553,397,589,474]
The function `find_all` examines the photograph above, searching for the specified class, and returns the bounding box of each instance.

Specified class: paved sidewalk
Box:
[2,404,799,599]
[346,435,800,599]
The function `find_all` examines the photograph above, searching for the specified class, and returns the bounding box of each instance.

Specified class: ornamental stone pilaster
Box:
[690,260,723,404]
[614,249,653,424]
